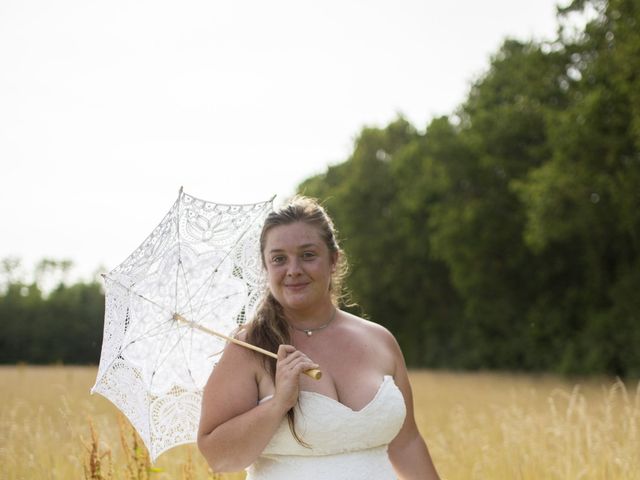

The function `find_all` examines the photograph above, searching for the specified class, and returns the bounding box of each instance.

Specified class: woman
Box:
[197,196,440,480]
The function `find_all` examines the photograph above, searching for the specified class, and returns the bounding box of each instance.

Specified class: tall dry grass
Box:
[0,366,638,479]
[411,370,640,479]
[0,366,240,480]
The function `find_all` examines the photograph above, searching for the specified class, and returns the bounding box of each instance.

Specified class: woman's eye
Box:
[302,252,316,259]
[271,256,285,264]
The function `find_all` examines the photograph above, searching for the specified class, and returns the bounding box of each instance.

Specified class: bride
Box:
[197,196,440,480]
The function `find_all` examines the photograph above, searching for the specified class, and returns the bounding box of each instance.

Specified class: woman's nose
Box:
[286,258,302,276]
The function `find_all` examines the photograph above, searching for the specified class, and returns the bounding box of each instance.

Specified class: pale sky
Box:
[1,0,564,282]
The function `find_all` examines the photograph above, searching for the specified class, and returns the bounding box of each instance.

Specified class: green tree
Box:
[513,0,640,374]
[295,0,640,376]
[0,258,105,364]
[424,39,571,369]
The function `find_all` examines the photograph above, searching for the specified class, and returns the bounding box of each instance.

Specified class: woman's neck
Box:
[284,302,337,330]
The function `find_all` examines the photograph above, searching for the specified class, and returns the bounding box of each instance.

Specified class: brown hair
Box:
[244,196,349,445]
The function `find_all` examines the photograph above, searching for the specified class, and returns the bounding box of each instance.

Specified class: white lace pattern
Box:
[91,189,273,461]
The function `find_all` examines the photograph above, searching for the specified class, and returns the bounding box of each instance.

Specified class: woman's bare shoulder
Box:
[205,328,262,384]
[340,310,398,345]
[337,311,402,373]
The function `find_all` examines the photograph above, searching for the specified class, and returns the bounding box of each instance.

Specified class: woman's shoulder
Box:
[215,328,263,376]
[337,310,403,368]
[329,312,400,377]
[340,310,397,343]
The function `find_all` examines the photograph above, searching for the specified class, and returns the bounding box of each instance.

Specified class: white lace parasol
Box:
[91,188,274,461]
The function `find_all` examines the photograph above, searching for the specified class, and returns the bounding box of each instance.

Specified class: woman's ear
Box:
[330,251,339,273]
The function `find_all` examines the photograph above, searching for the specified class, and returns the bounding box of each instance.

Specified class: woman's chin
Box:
[280,293,316,312]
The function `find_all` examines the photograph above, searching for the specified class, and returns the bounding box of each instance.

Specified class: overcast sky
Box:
[1,0,565,281]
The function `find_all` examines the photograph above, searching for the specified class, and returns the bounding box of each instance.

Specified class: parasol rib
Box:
[188,200,271,322]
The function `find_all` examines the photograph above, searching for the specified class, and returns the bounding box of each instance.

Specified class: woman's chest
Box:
[296,335,395,410]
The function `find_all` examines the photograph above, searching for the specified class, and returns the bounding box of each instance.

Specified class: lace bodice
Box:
[246,375,406,480]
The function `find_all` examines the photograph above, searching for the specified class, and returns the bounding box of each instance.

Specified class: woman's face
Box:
[262,221,337,315]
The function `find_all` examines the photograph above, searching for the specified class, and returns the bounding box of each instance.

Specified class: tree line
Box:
[1,0,638,376]
[0,258,104,364]
[298,0,640,376]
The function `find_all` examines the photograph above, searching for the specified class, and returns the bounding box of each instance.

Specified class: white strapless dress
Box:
[246,375,406,480]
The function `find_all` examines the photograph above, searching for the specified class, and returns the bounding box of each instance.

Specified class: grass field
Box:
[0,366,638,479]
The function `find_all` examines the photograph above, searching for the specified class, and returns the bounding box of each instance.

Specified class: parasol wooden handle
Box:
[173,313,322,380]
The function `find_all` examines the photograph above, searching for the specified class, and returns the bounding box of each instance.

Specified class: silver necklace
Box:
[289,308,337,337]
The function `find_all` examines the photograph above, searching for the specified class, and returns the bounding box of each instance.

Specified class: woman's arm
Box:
[197,342,317,472]
[386,333,441,480]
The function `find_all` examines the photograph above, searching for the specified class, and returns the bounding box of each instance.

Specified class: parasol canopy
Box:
[91,187,274,461]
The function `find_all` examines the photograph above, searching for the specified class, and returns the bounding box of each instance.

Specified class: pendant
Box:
[306,330,313,337]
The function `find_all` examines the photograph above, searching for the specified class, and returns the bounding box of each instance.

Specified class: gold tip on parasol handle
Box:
[304,368,322,380]
[172,313,322,380]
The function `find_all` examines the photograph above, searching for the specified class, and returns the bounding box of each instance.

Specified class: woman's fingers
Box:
[281,352,306,368]
[277,344,296,360]
[273,345,318,410]
[277,345,314,370]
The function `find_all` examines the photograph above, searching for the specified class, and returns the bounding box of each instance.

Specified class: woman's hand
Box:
[273,344,319,411]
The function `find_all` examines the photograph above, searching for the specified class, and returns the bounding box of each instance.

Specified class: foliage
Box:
[298,0,640,376]
[0,258,104,364]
